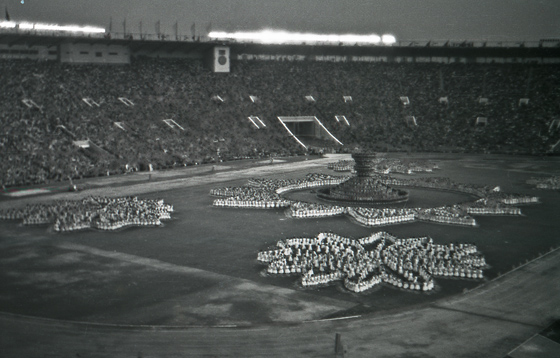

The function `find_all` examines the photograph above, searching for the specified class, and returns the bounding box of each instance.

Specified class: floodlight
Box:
[382,34,397,45]
[208,30,394,46]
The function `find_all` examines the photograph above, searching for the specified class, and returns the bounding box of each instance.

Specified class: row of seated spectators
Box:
[1,57,559,188]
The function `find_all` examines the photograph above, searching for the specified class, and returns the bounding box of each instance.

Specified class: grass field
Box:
[0,153,559,357]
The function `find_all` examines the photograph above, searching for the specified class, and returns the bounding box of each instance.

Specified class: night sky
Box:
[3,0,559,41]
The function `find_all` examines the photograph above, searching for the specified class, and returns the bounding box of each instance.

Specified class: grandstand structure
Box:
[1,31,560,188]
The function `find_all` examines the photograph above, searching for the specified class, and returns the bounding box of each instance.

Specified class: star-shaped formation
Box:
[211,173,539,227]
[258,232,487,293]
[0,196,173,232]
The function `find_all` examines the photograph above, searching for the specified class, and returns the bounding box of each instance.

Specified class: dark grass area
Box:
[0,154,559,325]
[541,320,560,344]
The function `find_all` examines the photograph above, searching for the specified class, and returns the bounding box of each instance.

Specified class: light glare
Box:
[19,22,34,30]
[209,30,395,45]
[0,21,16,28]
[0,20,105,34]
[382,34,397,44]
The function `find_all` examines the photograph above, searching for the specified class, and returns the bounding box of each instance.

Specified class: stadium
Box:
[1,2,560,357]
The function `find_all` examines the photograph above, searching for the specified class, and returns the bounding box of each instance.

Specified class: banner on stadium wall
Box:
[212,46,230,73]
[237,53,307,61]
[351,56,388,62]
[237,53,393,63]
[315,55,348,62]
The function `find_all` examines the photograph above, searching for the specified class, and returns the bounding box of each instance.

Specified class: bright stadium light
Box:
[0,20,105,34]
[19,22,34,30]
[382,34,397,45]
[209,30,394,45]
[0,21,16,28]
[34,24,105,33]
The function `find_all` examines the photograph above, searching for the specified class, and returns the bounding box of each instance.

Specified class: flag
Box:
[5,6,10,21]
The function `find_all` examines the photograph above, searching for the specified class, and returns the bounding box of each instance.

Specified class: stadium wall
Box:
[1,33,560,64]
[59,43,130,64]
[0,43,57,60]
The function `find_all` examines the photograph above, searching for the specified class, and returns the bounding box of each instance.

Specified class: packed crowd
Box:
[1,57,559,188]
[0,196,173,232]
[257,231,487,293]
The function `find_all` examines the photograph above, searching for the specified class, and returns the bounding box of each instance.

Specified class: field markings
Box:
[58,242,244,281]
[56,242,354,311]
[304,315,361,323]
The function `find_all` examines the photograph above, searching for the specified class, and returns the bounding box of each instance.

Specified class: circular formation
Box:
[210,172,539,228]
[352,152,382,177]
[320,153,410,204]
[317,177,409,204]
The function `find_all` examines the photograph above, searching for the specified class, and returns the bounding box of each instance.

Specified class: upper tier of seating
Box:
[1,57,559,188]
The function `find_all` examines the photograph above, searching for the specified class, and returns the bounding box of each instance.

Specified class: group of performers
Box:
[347,207,416,226]
[327,158,439,174]
[258,231,487,293]
[210,172,539,228]
[378,176,490,198]
[324,176,407,202]
[0,196,173,232]
[526,175,560,190]
[211,173,348,209]
[289,202,346,218]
